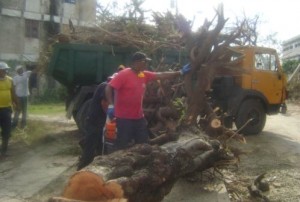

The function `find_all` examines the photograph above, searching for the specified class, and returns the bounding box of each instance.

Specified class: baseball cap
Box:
[131,52,152,62]
[0,61,10,70]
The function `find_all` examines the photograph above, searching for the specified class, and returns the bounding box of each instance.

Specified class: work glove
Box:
[107,104,115,120]
[180,63,191,75]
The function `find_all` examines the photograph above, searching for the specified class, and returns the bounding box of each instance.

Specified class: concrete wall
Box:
[0,15,24,60]
[0,0,96,62]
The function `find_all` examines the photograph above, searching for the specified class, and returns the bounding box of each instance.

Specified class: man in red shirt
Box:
[105,52,190,150]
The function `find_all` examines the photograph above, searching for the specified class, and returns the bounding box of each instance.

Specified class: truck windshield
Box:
[255,53,277,71]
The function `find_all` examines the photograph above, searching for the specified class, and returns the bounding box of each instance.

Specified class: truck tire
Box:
[75,99,92,134]
[235,99,266,135]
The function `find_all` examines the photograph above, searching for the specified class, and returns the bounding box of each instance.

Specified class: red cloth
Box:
[109,68,156,119]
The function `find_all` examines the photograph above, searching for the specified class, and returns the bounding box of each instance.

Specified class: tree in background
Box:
[96,0,149,24]
[282,60,300,75]
[282,60,300,100]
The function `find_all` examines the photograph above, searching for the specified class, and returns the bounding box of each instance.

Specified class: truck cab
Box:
[212,46,288,134]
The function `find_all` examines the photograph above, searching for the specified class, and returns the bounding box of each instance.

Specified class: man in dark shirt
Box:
[77,82,108,170]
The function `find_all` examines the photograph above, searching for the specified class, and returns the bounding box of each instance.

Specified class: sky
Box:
[99,0,300,43]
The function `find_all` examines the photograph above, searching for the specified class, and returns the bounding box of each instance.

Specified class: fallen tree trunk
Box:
[49,138,235,202]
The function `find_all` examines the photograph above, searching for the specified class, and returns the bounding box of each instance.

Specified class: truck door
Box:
[251,53,284,104]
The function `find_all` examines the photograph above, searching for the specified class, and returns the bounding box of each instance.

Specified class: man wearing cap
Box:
[0,61,19,157]
[105,52,190,150]
[12,65,32,129]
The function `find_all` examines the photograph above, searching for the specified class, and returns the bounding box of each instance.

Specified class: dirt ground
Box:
[1,102,300,202]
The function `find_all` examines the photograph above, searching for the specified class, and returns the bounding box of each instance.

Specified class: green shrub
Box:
[35,85,67,104]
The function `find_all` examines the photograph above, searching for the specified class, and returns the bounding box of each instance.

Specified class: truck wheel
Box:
[76,99,92,134]
[235,99,266,135]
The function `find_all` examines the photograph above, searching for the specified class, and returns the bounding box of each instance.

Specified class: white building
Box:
[0,0,96,63]
[282,35,300,62]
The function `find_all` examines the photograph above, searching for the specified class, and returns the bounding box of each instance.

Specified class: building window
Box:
[25,20,39,38]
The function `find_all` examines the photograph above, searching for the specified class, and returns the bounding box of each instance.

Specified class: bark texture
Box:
[49,139,235,202]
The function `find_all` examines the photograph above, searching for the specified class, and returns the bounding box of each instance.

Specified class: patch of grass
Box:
[11,103,80,156]
[11,120,61,146]
[11,119,80,157]
[28,103,65,116]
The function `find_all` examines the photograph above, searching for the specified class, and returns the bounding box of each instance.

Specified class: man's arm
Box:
[154,64,191,80]
[154,71,181,80]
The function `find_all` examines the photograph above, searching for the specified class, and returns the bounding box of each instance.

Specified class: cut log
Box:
[210,118,221,128]
[50,138,236,202]
[62,171,125,201]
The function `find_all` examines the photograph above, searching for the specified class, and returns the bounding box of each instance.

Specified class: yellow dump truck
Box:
[211,46,288,134]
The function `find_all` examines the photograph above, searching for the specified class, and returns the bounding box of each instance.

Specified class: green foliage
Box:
[28,103,65,116]
[124,0,146,23]
[172,97,186,124]
[282,60,300,74]
[1,59,21,75]
[12,103,65,145]
[11,119,80,156]
[11,120,56,146]
[6,60,20,69]
[97,0,148,23]
[288,82,300,100]
[34,85,67,104]
[283,60,300,100]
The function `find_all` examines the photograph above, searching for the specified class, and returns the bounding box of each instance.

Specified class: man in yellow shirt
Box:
[0,61,18,157]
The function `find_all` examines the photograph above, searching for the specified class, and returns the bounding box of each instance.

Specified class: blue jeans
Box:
[115,118,149,150]
[12,96,28,128]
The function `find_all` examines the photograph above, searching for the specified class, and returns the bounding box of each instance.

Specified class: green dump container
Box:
[48,43,188,88]
[48,43,134,87]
